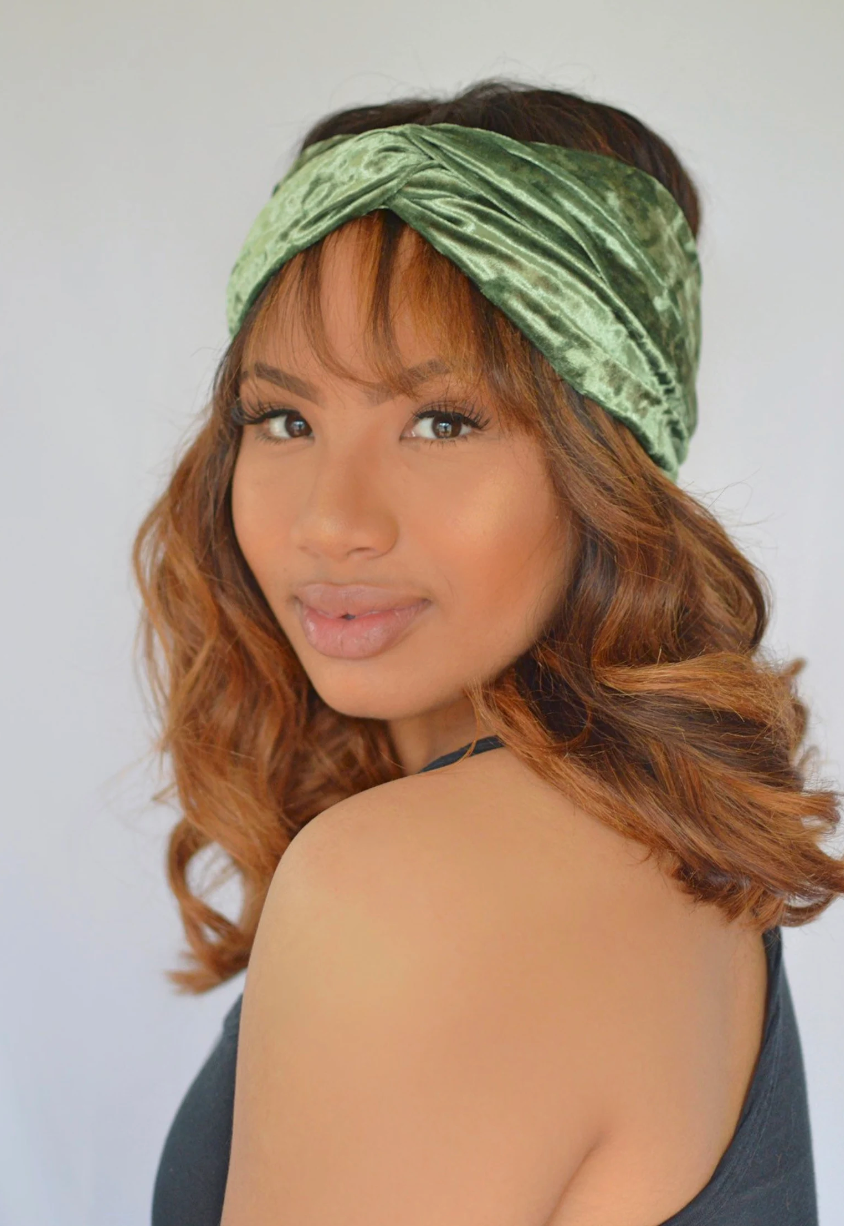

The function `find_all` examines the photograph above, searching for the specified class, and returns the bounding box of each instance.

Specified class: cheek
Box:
[230,458,288,585]
[429,464,564,630]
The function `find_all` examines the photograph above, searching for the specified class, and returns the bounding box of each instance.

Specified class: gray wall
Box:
[2,1,842,1222]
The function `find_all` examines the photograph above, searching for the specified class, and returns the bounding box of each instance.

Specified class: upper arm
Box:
[220,791,606,1226]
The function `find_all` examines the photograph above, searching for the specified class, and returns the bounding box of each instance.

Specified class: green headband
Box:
[226,122,702,480]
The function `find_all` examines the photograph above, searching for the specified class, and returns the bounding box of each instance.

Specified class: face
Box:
[230,228,572,773]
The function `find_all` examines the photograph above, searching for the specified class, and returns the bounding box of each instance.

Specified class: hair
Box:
[132,77,844,994]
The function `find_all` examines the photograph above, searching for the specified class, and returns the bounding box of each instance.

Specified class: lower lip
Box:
[295,599,431,659]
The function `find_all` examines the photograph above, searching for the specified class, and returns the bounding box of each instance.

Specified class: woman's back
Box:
[416,741,816,1223]
[153,737,817,1225]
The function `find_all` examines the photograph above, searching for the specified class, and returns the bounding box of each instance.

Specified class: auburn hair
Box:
[132,78,843,994]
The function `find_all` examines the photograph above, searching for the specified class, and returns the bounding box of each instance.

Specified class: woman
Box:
[141,79,841,1225]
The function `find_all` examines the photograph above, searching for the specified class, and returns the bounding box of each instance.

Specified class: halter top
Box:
[151,734,817,1225]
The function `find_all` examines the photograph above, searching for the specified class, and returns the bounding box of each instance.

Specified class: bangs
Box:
[239,210,543,436]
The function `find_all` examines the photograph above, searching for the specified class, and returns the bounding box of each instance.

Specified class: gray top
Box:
[151,735,817,1225]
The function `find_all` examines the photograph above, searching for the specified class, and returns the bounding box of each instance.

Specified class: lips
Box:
[295,597,431,659]
[293,583,426,618]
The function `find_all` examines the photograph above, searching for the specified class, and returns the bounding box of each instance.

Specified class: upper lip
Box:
[294,583,428,617]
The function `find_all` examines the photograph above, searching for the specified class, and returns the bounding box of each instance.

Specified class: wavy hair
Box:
[132,79,843,994]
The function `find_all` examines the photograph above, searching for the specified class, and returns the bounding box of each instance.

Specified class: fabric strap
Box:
[225,122,702,480]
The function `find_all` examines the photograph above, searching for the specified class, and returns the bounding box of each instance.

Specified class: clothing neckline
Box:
[417,734,505,774]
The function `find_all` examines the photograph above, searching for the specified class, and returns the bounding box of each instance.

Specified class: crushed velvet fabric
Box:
[225,123,702,479]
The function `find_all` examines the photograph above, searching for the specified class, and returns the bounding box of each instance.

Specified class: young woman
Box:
[140,79,842,1226]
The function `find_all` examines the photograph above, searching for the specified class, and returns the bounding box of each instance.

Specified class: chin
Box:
[303,671,453,725]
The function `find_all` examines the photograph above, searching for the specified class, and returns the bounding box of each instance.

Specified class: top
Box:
[151,734,818,1226]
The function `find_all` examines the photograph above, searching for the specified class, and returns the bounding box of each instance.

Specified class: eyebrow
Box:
[238,358,454,406]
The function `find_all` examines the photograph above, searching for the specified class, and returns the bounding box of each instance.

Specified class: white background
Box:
[2,1,842,1223]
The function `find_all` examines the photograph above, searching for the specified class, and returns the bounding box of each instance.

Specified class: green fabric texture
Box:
[225,122,702,480]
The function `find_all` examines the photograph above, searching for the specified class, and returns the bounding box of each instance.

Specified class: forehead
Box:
[241,224,485,392]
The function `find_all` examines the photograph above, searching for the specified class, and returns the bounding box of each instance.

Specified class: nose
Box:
[288,446,400,561]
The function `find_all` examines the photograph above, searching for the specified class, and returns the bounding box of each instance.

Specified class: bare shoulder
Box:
[278,740,746,988]
[236,746,768,1226]
[283,740,762,993]
[223,748,615,1226]
[292,741,770,1132]
[282,742,646,893]
[266,744,624,1064]
[362,744,771,1226]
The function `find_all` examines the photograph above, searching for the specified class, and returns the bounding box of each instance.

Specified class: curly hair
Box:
[131,78,843,994]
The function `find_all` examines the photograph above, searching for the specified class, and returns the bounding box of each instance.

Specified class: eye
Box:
[229,399,492,446]
[230,401,312,442]
[408,404,492,444]
[259,409,311,443]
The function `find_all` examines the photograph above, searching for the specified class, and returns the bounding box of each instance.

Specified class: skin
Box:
[231,226,572,774]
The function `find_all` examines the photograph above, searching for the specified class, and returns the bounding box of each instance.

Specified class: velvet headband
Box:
[225,122,702,480]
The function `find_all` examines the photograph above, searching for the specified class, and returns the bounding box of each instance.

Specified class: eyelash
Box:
[229,399,492,447]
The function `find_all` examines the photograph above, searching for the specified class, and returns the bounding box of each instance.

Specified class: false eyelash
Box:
[230,398,281,426]
[228,398,493,440]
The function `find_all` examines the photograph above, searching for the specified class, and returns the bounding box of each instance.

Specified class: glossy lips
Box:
[295,598,431,659]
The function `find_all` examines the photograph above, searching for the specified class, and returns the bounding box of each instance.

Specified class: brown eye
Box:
[263,411,311,441]
[409,404,492,443]
[230,400,312,446]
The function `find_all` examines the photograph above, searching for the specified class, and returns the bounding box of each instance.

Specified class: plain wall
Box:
[1,1,842,1222]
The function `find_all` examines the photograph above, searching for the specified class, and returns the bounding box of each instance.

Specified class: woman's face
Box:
[230,228,571,772]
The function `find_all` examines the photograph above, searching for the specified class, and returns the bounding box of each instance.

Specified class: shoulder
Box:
[272,743,735,993]
[220,758,613,1225]
[275,746,760,1105]
[266,746,628,973]
[256,752,604,1044]
[266,742,697,1002]
[223,749,753,1225]
[278,741,645,894]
